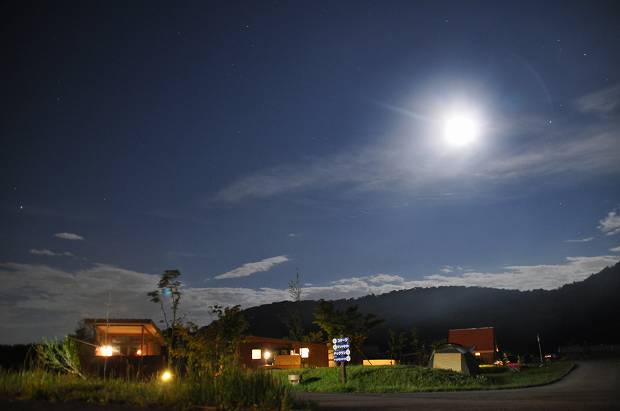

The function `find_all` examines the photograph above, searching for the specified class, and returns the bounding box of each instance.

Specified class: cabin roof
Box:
[84,319,162,341]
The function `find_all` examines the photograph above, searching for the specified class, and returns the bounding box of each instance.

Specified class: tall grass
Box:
[0,367,292,410]
[271,361,574,393]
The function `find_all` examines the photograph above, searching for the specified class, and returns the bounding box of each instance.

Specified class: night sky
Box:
[2,1,620,343]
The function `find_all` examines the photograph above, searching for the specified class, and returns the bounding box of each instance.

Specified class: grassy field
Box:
[0,362,574,409]
[271,361,575,393]
[0,368,293,410]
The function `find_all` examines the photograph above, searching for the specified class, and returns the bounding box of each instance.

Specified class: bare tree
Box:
[285,270,304,340]
[288,270,302,302]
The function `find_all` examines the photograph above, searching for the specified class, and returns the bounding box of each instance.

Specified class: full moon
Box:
[442,113,481,147]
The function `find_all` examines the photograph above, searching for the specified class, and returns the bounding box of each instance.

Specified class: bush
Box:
[35,338,84,379]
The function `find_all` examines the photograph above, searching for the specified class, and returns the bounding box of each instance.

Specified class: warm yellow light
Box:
[300,347,310,358]
[97,345,114,357]
[160,370,173,382]
[263,350,272,360]
[251,349,262,360]
[136,349,142,356]
[475,352,481,357]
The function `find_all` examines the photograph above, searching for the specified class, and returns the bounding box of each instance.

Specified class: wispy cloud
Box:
[1,254,617,344]
[54,232,85,241]
[211,87,620,204]
[610,246,620,253]
[214,255,290,280]
[421,256,618,291]
[478,130,620,180]
[565,237,594,243]
[211,147,398,203]
[439,265,464,273]
[598,210,620,236]
[29,249,74,257]
[574,84,620,116]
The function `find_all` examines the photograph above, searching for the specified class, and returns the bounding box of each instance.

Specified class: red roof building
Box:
[448,327,496,363]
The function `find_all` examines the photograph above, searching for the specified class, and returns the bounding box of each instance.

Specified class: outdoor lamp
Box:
[160,370,173,382]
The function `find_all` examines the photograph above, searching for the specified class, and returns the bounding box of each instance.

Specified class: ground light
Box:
[160,370,173,382]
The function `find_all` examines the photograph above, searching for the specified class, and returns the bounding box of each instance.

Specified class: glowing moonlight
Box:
[442,113,481,147]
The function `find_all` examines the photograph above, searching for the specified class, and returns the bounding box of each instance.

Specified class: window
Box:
[251,349,262,360]
[300,347,310,358]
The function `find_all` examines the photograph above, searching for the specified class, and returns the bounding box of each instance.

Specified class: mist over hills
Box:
[243,261,620,355]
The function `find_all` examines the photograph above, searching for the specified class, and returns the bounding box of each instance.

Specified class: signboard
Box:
[332,337,351,362]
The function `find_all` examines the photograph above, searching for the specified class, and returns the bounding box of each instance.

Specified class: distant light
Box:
[136,349,142,356]
[300,347,310,359]
[251,349,262,360]
[475,352,481,357]
[263,350,272,360]
[97,345,114,357]
[160,370,173,382]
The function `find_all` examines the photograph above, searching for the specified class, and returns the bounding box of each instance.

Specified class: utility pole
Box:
[104,292,111,379]
[537,333,543,366]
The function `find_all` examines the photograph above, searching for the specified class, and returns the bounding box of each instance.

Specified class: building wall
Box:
[238,336,328,369]
[448,327,496,363]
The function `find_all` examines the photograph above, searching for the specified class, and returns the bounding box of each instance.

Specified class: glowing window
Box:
[96,345,116,357]
[251,349,261,360]
[475,352,481,357]
[300,347,310,358]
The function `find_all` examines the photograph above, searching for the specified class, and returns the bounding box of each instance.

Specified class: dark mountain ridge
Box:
[243,261,620,355]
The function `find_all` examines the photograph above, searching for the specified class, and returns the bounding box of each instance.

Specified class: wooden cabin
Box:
[238,336,328,369]
[84,318,164,357]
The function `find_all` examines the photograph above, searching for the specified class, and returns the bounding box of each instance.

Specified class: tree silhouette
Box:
[313,300,383,359]
[148,269,182,367]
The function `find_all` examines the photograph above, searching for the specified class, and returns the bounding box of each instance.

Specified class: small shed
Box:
[428,344,479,375]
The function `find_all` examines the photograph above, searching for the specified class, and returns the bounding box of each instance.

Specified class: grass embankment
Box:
[271,361,574,393]
[0,368,292,410]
